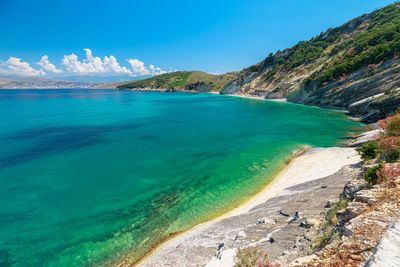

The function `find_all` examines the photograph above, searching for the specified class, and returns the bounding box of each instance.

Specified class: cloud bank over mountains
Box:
[0,49,169,79]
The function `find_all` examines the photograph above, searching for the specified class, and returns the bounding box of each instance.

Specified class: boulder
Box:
[344,180,368,199]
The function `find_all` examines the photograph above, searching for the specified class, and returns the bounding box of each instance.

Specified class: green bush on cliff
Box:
[365,165,382,186]
[356,140,379,160]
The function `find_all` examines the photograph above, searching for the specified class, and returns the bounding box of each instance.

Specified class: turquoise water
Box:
[0,89,361,266]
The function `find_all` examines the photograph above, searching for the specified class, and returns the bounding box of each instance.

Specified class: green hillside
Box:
[116,71,238,91]
[222,2,400,122]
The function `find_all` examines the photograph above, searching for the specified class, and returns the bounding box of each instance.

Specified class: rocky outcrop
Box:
[184,81,212,92]
[291,176,400,266]
[365,221,400,266]
[289,61,400,122]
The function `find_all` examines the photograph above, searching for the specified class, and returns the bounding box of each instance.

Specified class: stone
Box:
[325,200,333,208]
[355,190,377,204]
[345,202,368,219]
[337,202,368,222]
[344,180,368,198]
[299,220,313,229]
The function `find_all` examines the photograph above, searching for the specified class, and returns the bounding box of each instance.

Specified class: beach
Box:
[135,146,361,266]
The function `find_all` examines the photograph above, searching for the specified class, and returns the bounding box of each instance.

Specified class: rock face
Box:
[343,179,369,199]
[290,62,400,123]
[139,165,360,267]
[185,81,212,92]
[365,221,400,267]
[222,58,400,124]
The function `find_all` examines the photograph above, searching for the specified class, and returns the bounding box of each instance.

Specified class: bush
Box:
[378,137,400,162]
[386,116,400,137]
[376,163,400,186]
[247,65,259,72]
[365,165,382,186]
[235,248,280,267]
[356,140,379,160]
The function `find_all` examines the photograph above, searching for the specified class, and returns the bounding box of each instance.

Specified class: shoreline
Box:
[207,91,287,102]
[116,145,309,266]
[113,91,365,266]
[130,145,361,266]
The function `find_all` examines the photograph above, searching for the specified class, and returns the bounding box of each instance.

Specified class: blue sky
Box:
[0,0,395,80]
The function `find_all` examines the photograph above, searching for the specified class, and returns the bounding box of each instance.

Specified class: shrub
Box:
[386,115,400,137]
[365,165,382,186]
[248,65,259,72]
[378,137,400,162]
[376,163,400,186]
[356,140,379,160]
[235,248,280,267]
[325,195,350,225]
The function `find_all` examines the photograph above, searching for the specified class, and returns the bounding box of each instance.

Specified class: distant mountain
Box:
[0,76,94,89]
[115,71,239,92]
[60,74,139,83]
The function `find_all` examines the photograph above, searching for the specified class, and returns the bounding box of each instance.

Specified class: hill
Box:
[221,2,400,122]
[116,71,238,92]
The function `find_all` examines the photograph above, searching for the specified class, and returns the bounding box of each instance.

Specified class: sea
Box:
[0,89,361,266]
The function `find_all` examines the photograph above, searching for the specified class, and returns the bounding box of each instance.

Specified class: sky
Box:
[0,0,396,81]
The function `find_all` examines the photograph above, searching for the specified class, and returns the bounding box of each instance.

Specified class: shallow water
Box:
[0,89,361,266]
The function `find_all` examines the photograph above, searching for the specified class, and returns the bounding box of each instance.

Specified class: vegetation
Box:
[362,112,400,186]
[243,2,400,89]
[356,140,379,160]
[377,163,400,185]
[365,165,382,186]
[320,3,400,83]
[235,248,280,267]
[325,195,350,225]
[378,114,400,162]
[116,71,238,91]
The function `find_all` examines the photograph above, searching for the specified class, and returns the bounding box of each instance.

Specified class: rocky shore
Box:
[126,128,400,267]
[135,147,362,266]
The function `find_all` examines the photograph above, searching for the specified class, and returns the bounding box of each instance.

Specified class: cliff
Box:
[221,2,400,122]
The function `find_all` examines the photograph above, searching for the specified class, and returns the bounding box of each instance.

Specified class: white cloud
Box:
[0,50,169,79]
[37,55,63,73]
[0,57,45,76]
[62,49,132,75]
[127,59,150,76]
[149,64,167,76]
[127,59,168,77]
[103,55,132,74]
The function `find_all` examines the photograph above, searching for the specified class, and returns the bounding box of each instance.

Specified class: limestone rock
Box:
[355,190,378,204]
[343,180,368,199]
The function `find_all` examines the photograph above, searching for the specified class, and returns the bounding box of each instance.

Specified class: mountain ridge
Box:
[0,76,94,89]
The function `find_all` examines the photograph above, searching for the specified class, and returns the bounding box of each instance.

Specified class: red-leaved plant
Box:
[378,137,400,162]
[235,247,280,267]
[376,163,400,186]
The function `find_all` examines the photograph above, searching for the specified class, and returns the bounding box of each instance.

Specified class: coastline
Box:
[107,90,363,267]
[129,145,361,267]
[207,91,287,102]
